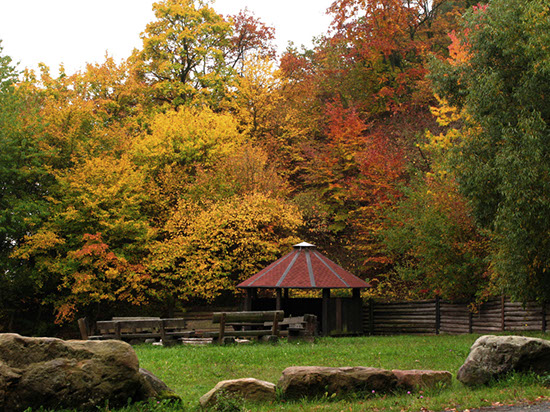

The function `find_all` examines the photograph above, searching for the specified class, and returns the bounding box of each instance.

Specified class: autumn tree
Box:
[431,0,550,303]
[7,56,160,324]
[135,0,276,108]
[147,192,301,311]
[136,0,232,107]
[137,107,300,312]
[226,8,276,71]
[13,155,155,323]
[382,173,489,301]
[265,0,470,279]
[230,56,282,139]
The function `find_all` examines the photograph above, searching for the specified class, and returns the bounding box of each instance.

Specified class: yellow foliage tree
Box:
[147,192,302,309]
[229,56,283,139]
[135,0,233,107]
[133,106,243,173]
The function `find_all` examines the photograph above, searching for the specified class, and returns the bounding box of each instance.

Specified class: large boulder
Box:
[277,366,397,399]
[457,335,550,386]
[199,378,276,408]
[0,333,172,411]
[392,369,452,391]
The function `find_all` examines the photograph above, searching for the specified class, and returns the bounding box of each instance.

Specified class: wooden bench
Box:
[81,317,194,342]
[207,310,284,342]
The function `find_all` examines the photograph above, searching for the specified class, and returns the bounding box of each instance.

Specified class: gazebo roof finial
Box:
[293,241,316,249]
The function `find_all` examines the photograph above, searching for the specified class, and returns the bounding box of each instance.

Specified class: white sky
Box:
[0,0,334,75]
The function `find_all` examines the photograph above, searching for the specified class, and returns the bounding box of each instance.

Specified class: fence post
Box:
[501,295,506,331]
[218,313,226,343]
[542,302,547,333]
[368,298,375,336]
[435,296,441,335]
[468,310,473,334]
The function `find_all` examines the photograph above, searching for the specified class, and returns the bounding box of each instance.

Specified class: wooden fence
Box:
[363,297,550,335]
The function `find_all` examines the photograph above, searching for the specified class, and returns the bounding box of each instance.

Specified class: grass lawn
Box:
[127,332,550,411]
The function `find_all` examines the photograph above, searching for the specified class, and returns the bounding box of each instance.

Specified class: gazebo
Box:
[237,242,370,336]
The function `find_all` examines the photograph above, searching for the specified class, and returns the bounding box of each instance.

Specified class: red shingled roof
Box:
[237,242,370,289]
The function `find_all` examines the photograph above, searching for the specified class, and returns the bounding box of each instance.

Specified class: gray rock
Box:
[0,333,171,411]
[392,369,452,391]
[277,366,397,399]
[457,335,550,386]
[139,368,180,401]
[260,335,279,343]
[199,378,276,408]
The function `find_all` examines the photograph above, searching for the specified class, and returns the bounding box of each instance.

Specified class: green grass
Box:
[129,332,550,411]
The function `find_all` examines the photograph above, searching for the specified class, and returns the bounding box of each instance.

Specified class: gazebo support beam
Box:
[244,288,254,311]
[322,288,330,336]
[276,288,282,310]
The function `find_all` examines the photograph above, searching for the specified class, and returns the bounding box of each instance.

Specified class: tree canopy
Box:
[2,0,549,334]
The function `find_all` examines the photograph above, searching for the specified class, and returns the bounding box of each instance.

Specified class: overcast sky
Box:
[0,0,334,75]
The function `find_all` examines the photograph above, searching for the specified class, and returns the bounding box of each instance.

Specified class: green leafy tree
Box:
[382,174,489,301]
[0,43,55,331]
[431,0,550,302]
[13,155,155,323]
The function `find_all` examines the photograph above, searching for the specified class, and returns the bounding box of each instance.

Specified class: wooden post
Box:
[160,320,167,343]
[276,289,282,310]
[244,289,252,311]
[218,313,226,343]
[284,288,289,299]
[468,310,473,334]
[272,312,279,336]
[435,295,441,335]
[501,295,506,331]
[77,318,88,340]
[542,302,547,333]
[336,298,343,333]
[368,298,375,336]
[115,322,122,340]
[322,288,330,336]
